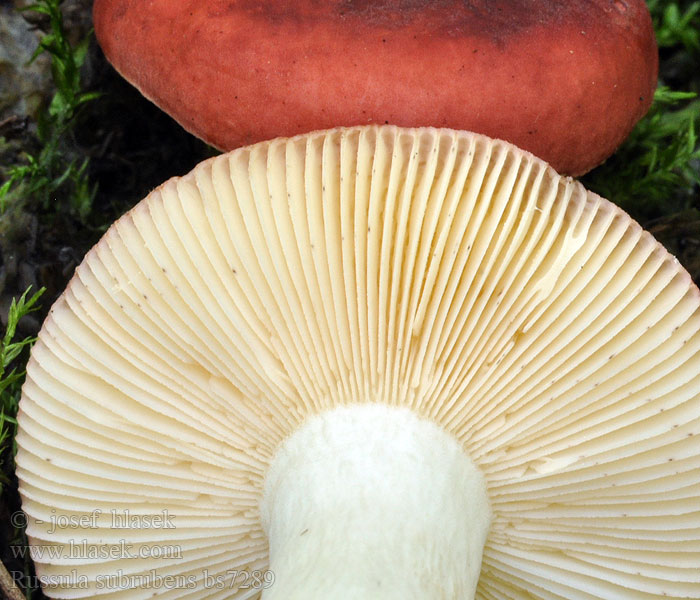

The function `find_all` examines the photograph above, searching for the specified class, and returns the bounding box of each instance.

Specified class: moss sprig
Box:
[0,0,98,221]
[649,0,700,52]
[0,287,45,475]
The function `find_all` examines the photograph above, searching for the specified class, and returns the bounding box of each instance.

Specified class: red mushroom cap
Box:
[93,0,658,176]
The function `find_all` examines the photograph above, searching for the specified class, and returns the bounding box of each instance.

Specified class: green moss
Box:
[0,0,98,222]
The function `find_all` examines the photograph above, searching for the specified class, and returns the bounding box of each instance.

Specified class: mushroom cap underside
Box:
[17,126,700,599]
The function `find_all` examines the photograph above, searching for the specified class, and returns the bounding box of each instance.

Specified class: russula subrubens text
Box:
[17,126,700,598]
[92,0,658,176]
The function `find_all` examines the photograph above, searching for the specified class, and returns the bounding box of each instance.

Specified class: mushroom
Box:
[17,126,700,598]
[92,0,658,176]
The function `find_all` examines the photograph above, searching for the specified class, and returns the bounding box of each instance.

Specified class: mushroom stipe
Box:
[17,126,700,599]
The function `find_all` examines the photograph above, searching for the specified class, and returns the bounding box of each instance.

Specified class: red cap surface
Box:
[93,0,658,176]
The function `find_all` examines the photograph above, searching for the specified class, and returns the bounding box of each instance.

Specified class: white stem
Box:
[260,404,491,599]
